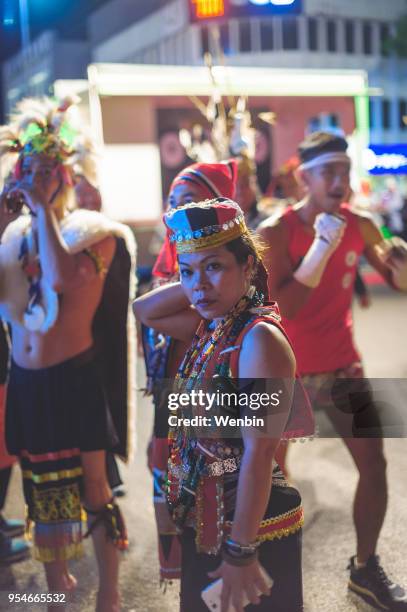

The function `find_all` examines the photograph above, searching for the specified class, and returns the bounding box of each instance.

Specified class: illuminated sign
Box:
[363,145,407,175]
[191,0,225,19]
[189,0,301,22]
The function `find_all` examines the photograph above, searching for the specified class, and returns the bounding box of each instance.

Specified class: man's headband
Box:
[299,152,351,171]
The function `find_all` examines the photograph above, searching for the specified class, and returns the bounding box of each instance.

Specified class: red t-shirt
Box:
[281,204,365,375]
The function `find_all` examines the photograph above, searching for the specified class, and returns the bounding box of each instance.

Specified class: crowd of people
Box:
[0,95,407,612]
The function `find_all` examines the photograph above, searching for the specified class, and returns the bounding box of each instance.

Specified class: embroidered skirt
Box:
[5,347,118,562]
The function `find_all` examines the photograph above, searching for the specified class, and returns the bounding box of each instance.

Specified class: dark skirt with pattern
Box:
[180,482,304,611]
[5,348,119,562]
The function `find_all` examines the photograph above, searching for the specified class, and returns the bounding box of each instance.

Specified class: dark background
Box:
[0,0,168,120]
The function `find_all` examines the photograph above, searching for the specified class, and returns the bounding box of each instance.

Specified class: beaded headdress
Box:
[0,95,98,188]
[164,197,247,254]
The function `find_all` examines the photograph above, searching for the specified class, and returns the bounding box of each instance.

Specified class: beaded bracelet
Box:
[221,543,258,567]
[225,537,258,555]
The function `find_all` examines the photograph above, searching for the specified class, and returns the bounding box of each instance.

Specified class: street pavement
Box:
[1,285,406,611]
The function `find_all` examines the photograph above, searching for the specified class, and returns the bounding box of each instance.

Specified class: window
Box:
[363,22,372,55]
[201,26,209,55]
[308,17,318,51]
[399,99,407,130]
[327,19,337,52]
[308,116,320,133]
[260,21,274,51]
[328,114,339,129]
[239,20,251,53]
[382,99,391,130]
[369,98,375,129]
[219,23,229,53]
[282,17,298,50]
[380,22,390,56]
[345,20,354,53]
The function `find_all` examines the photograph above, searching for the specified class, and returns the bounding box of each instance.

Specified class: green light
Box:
[21,123,43,145]
[355,95,370,140]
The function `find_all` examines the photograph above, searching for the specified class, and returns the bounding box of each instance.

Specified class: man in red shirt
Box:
[259,131,407,611]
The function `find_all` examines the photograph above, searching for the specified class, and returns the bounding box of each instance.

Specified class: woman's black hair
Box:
[225,231,269,300]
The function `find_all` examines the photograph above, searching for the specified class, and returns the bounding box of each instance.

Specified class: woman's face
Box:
[168,182,205,209]
[178,245,252,320]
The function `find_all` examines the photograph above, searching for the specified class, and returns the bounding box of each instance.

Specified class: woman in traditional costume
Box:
[143,161,237,583]
[134,197,312,611]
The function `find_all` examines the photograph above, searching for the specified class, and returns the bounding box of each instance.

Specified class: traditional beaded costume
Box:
[163,199,313,557]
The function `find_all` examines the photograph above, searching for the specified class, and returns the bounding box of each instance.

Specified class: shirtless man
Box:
[259,131,407,611]
[0,97,135,611]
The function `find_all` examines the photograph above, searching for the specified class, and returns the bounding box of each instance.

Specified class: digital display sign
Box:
[363,145,407,175]
[189,0,302,23]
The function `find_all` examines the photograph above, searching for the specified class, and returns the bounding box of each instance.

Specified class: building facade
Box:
[89,0,407,146]
[2,30,90,117]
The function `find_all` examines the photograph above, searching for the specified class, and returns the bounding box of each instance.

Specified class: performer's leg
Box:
[0,465,12,510]
[339,437,387,562]
[43,561,77,612]
[323,378,387,562]
[82,449,120,612]
[323,393,406,612]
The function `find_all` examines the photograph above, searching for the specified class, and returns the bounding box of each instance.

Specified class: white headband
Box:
[299,152,351,171]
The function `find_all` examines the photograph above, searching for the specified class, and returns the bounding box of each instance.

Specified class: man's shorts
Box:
[301,363,384,438]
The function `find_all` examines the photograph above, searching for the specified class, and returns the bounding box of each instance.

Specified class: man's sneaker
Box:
[0,513,25,538]
[0,533,31,565]
[348,555,407,610]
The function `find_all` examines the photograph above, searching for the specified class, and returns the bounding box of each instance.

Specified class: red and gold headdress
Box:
[164,197,247,254]
[152,162,238,279]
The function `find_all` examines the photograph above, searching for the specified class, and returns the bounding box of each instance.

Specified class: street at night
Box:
[1,1,407,611]
[1,283,406,612]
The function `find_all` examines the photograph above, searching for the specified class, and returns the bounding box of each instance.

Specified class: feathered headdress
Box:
[178,52,276,171]
[0,95,98,187]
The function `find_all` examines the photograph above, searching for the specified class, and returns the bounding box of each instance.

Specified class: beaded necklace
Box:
[18,228,46,331]
[175,286,263,393]
[167,287,264,528]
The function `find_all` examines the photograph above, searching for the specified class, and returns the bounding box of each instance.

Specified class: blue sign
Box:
[363,144,407,175]
[228,0,302,16]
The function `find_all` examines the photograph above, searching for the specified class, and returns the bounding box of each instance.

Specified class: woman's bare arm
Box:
[132,282,201,343]
[231,322,296,544]
[209,322,296,611]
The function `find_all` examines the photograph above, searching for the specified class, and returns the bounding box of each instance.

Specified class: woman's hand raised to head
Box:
[132,282,201,343]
